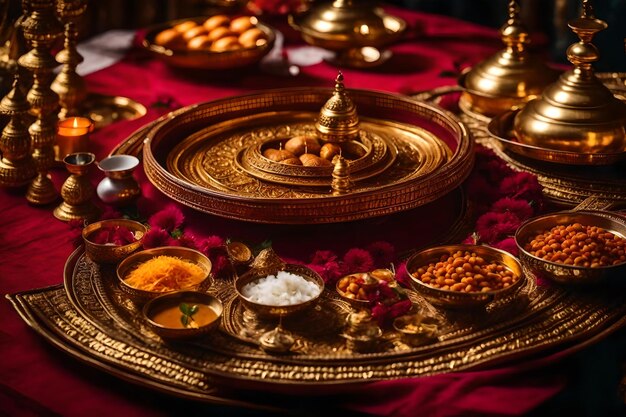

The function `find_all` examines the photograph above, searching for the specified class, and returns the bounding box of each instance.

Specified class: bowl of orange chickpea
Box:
[406,245,524,308]
[142,15,276,70]
[515,210,626,285]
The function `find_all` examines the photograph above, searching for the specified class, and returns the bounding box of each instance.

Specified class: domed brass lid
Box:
[460,0,558,117]
[0,76,30,116]
[514,0,626,154]
[316,72,360,142]
[289,0,406,51]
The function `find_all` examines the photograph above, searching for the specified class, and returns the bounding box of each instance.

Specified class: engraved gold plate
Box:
[141,88,474,224]
[8,247,626,405]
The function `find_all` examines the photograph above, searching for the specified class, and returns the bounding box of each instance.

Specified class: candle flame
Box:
[72,118,79,128]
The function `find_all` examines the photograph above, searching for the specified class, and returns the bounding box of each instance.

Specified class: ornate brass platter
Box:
[412,74,626,208]
[141,88,474,224]
[8,247,626,407]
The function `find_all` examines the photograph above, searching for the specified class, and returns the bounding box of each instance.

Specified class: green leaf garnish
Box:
[171,229,183,239]
[179,302,199,328]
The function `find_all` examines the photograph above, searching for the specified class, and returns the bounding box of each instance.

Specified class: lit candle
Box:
[56,117,94,161]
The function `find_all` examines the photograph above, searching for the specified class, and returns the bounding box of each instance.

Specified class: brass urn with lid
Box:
[513,0,626,154]
[460,0,558,118]
[289,0,406,67]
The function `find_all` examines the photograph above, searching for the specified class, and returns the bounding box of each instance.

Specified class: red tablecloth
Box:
[1,6,624,417]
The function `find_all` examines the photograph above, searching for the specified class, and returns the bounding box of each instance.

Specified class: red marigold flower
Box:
[499,172,542,203]
[176,233,198,250]
[466,174,502,207]
[148,205,184,232]
[462,232,479,245]
[142,228,171,249]
[395,261,412,288]
[367,241,395,268]
[475,211,521,244]
[198,235,225,256]
[491,197,534,220]
[491,237,519,256]
[100,206,122,221]
[310,250,337,265]
[343,248,374,274]
[307,261,345,286]
[388,299,413,319]
[210,253,231,278]
[370,303,390,325]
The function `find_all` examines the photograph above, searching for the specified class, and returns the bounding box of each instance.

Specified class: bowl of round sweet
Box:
[117,246,213,303]
[234,265,324,319]
[142,15,276,70]
[142,290,223,340]
[515,210,626,286]
[406,245,524,309]
[82,219,146,264]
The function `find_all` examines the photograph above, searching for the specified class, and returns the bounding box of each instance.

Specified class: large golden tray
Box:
[139,88,474,224]
[8,246,626,409]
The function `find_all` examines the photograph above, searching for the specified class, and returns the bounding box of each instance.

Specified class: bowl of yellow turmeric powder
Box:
[117,246,213,302]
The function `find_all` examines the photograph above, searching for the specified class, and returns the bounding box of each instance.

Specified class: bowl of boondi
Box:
[117,246,213,303]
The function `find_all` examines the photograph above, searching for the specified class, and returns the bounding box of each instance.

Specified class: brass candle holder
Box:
[19,0,63,205]
[56,116,93,161]
[53,152,100,222]
[513,0,626,154]
[459,0,558,118]
[0,74,37,187]
[51,0,87,118]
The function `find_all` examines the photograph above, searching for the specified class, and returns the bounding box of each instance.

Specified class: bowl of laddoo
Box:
[143,15,275,69]
[515,210,626,285]
[406,244,524,308]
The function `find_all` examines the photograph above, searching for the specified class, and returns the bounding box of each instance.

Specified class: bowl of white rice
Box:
[235,265,325,318]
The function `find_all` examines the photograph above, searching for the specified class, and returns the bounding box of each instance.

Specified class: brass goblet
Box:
[53,152,101,222]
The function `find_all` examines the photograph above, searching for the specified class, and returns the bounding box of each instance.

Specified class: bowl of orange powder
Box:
[117,246,213,302]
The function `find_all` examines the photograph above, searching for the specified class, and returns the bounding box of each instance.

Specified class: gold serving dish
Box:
[117,246,213,302]
[142,17,276,70]
[238,133,396,187]
[82,219,146,264]
[142,87,472,224]
[406,244,525,309]
[515,210,626,286]
[234,264,325,318]
[142,290,223,340]
[289,0,405,67]
[488,109,626,165]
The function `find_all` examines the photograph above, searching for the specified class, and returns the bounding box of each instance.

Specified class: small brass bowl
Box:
[143,291,223,340]
[117,246,213,303]
[515,210,626,286]
[406,245,524,309]
[82,219,146,264]
[235,264,324,319]
[142,17,276,70]
[335,272,377,309]
[393,314,439,346]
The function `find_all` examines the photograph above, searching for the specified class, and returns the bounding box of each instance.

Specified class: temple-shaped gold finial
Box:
[501,0,528,58]
[513,0,626,154]
[566,0,606,80]
[331,154,352,195]
[315,71,360,142]
[0,74,37,187]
